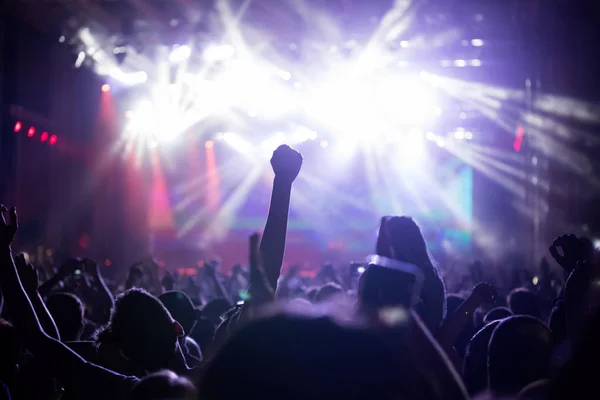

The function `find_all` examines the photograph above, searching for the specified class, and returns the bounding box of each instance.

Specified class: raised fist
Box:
[0,205,18,247]
[270,145,302,184]
[549,234,587,272]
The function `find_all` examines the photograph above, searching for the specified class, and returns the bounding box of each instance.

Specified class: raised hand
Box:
[15,253,39,292]
[0,205,18,247]
[549,234,587,272]
[58,258,82,279]
[470,282,497,305]
[83,259,101,277]
[270,145,303,184]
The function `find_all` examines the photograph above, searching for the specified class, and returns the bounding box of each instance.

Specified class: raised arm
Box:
[83,259,115,324]
[14,253,60,340]
[0,206,135,398]
[259,145,302,292]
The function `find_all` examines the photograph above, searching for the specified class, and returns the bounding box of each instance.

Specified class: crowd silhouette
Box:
[0,144,598,399]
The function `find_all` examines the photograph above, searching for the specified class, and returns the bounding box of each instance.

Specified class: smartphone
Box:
[359,255,424,309]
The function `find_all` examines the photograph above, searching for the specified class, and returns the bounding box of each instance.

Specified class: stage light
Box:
[125,110,133,119]
[13,121,22,132]
[27,127,36,137]
[222,132,252,154]
[108,68,147,86]
[435,137,446,147]
[205,140,214,149]
[454,59,466,67]
[357,266,366,274]
[49,134,57,145]
[261,132,286,157]
[469,59,482,67]
[471,39,484,47]
[398,132,425,164]
[40,132,49,142]
[400,40,409,48]
[104,259,112,267]
[465,131,473,140]
[204,44,234,61]
[454,129,465,139]
[75,51,86,68]
[170,45,191,63]
[514,126,525,152]
[290,126,317,144]
[59,35,65,43]
[320,140,329,148]
[101,84,110,92]
[426,132,436,141]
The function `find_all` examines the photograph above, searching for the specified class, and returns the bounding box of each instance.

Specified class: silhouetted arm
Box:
[0,209,136,399]
[259,145,302,292]
[436,282,495,351]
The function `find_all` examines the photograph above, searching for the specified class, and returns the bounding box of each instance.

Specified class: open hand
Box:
[270,145,302,184]
[15,253,39,292]
[0,205,18,247]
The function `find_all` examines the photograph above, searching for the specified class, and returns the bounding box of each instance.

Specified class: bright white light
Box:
[169,45,191,63]
[75,51,86,68]
[593,238,600,249]
[454,59,466,67]
[357,266,366,274]
[426,132,436,141]
[471,39,484,47]
[125,94,196,146]
[532,276,539,285]
[222,132,253,154]
[400,40,409,48]
[204,44,235,61]
[261,132,286,158]
[469,59,482,67]
[109,68,148,86]
[308,74,436,140]
[435,137,446,147]
[290,126,317,144]
[465,131,473,140]
[59,35,65,43]
[454,129,465,139]
[320,140,329,148]
[398,132,425,164]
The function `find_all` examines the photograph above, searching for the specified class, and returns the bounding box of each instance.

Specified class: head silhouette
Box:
[129,370,196,400]
[199,310,410,400]
[159,291,197,335]
[369,216,446,331]
[507,288,541,319]
[488,316,553,395]
[109,288,180,372]
[463,320,500,395]
[483,307,513,325]
[46,293,85,342]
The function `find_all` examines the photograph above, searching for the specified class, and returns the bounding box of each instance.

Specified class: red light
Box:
[40,132,49,142]
[101,84,110,92]
[14,121,22,132]
[49,134,57,145]
[104,259,112,267]
[27,127,36,137]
